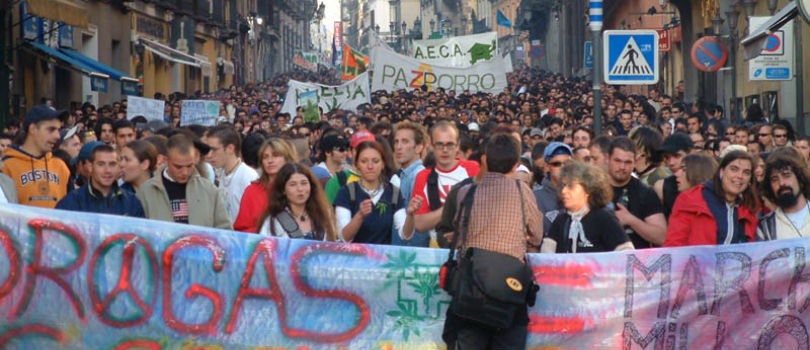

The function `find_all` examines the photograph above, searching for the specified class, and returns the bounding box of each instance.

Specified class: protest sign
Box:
[411,32,498,68]
[0,203,807,349]
[281,72,370,115]
[371,46,508,94]
[180,100,220,127]
[126,96,165,122]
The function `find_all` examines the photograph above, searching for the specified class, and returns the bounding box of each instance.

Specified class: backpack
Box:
[345,181,401,214]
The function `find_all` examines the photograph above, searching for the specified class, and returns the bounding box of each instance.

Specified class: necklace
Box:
[286,206,307,222]
[359,181,383,198]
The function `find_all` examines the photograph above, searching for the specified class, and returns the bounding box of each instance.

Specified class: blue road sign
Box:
[584,41,593,68]
[690,36,728,72]
[530,44,544,58]
[603,30,659,85]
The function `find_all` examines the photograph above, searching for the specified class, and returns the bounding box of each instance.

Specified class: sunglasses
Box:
[548,161,564,168]
[774,134,787,138]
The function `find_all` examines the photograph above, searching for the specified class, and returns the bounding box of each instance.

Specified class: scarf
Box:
[568,205,593,253]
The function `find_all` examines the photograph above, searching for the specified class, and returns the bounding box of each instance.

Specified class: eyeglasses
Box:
[433,142,457,150]
[548,161,564,168]
[758,133,771,137]
[774,134,788,138]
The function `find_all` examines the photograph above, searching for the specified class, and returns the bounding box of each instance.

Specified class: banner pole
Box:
[590,1,603,134]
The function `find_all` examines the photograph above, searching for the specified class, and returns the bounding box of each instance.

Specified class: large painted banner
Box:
[411,32,498,68]
[280,72,370,115]
[0,203,808,350]
[371,46,508,94]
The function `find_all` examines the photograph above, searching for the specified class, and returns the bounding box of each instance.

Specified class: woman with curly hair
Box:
[257,163,336,241]
[542,161,634,253]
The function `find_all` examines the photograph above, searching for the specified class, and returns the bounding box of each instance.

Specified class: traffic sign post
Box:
[603,30,660,85]
[589,0,603,134]
[748,17,794,81]
[690,36,728,72]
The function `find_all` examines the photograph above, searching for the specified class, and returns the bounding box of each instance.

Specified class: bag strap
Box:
[446,184,477,262]
[347,181,357,210]
[427,168,442,211]
[276,211,303,238]
[516,180,526,237]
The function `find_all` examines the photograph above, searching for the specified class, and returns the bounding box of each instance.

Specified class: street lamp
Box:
[430,18,435,34]
[742,0,756,17]
[413,17,422,39]
[725,6,741,122]
[461,16,467,35]
[711,13,724,35]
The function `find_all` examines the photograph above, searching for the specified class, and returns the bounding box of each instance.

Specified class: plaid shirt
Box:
[461,173,543,261]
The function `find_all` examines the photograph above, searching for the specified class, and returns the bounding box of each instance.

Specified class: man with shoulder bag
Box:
[438,133,543,350]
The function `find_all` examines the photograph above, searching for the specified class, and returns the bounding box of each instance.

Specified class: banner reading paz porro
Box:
[410,31,499,68]
[371,46,508,94]
[0,203,807,349]
[281,71,370,115]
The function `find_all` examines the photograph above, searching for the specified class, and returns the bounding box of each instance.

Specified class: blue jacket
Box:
[56,181,145,218]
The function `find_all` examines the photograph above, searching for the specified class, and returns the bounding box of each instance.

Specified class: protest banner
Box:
[371,46,508,94]
[281,72,370,115]
[0,203,807,349]
[411,32,498,68]
[126,96,165,122]
[180,100,220,127]
[342,44,369,80]
[293,51,319,71]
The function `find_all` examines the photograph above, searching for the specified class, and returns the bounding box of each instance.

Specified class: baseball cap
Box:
[350,130,376,149]
[56,125,79,148]
[719,144,747,160]
[72,141,105,165]
[24,104,68,131]
[530,128,544,138]
[320,135,348,153]
[658,133,694,155]
[544,142,573,163]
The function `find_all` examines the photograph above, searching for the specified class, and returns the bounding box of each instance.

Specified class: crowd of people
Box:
[1,67,807,246]
[1,66,808,348]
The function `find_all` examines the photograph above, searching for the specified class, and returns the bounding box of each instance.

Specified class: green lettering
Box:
[414,47,424,59]
[427,46,436,59]
[439,45,449,58]
[481,74,496,90]
[382,65,396,83]
[393,68,408,87]
[454,75,467,90]
[352,85,366,99]
[454,44,463,57]
[320,86,332,98]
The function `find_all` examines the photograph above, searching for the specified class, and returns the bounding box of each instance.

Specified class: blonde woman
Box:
[234,138,297,232]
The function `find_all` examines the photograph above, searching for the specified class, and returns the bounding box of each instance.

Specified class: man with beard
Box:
[757,150,810,240]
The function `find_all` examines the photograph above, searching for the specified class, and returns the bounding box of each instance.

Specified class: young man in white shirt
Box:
[205,125,258,224]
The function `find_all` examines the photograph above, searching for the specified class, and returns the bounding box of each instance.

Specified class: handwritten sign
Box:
[0,203,807,349]
[126,96,165,122]
[180,100,220,127]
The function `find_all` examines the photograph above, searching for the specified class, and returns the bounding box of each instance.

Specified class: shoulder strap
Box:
[275,211,303,238]
[347,181,358,210]
[337,171,348,187]
[446,184,477,263]
[427,168,442,211]
[390,183,400,207]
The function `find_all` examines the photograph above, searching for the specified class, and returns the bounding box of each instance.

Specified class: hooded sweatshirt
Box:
[1,146,70,208]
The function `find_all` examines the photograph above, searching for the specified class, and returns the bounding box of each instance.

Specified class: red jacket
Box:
[664,184,757,247]
[233,182,269,233]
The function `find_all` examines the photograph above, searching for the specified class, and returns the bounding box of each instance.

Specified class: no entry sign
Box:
[690,36,728,72]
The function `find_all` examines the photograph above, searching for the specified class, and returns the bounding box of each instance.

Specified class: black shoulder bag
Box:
[439,181,538,330]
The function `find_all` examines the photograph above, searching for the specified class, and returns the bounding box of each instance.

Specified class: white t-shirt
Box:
[785,201,810,231]
[218,161,259,223]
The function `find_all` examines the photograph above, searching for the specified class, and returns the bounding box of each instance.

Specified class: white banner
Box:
[126,96,165,122]
[180,100,221,127]
[411,32,498,68]
[370,46,508,94]
[281,72,371,115]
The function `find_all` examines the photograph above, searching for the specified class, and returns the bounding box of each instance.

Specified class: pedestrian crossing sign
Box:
[603,30,659,85]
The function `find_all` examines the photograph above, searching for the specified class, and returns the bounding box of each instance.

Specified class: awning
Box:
[138,36,200,67]
[23,41,107,78]
[740,1,798,60]
[58,47,132,81]
[217,57,235,75]
[195,53,213,77]
[26,0,89,28]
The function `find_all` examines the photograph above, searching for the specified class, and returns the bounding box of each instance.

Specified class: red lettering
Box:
[0,323,64,348]
[286,243,379,342]
[111,338,163,350]
[162,235,226,335]
[11,219,86,322]
[409,70,425,88]
[0,225,21,300]
[224,239,283,334]
[88,234,159,327]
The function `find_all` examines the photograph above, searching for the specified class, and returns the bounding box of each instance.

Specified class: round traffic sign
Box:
[530,45,544,58]
[690,36,728,72]
[764,34,781,52]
